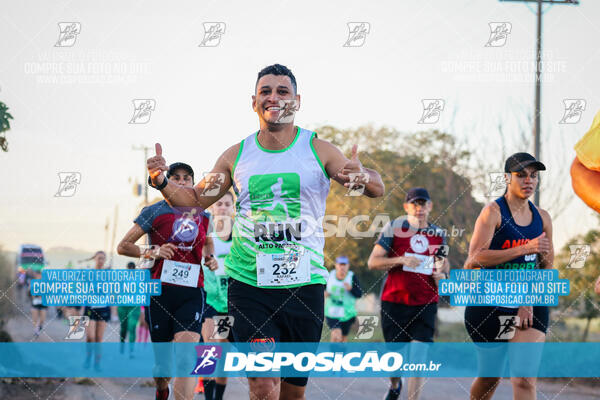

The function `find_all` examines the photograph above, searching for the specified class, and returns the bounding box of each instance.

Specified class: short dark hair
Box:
[255,64,297,94]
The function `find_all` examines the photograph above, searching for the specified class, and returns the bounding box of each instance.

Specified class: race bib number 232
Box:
[256,247,310,287]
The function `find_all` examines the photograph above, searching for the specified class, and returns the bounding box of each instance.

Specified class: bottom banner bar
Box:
[0,342,598,378]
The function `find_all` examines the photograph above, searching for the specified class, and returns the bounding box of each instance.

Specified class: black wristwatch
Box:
[148,175,168,190]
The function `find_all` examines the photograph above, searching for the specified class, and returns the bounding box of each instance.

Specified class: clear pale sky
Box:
[1,0,598,257]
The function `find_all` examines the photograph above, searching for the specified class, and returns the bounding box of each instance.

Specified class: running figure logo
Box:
[429,244,449,270]
[486,172,510,197]
[429,244,449,258]
[354,316,379,339]
[418,99,445,124]
[496,315,520,340]
[55,22,81,47]
[567,244,591,269]
[171,209,199,245]
[485,22,512,47]
[343,22,370,47]
[210,316,235,339]
[345,172,370,196]
[199,22,226,47]
[191,345,222,375]
[200,173,226,196]
[55,172,81,197]
[65,316,89,340]
[138,244,160,268]
[275,100,299,124]
[129,99,156,124]
[559,99,586,124]
[249,173,301,221]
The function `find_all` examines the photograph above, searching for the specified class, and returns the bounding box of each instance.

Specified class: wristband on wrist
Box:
[148,175,168,190]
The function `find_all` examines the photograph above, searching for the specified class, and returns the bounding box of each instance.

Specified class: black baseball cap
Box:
[504,153,546,173]
[405,187,430,203]
[167,162,194,179]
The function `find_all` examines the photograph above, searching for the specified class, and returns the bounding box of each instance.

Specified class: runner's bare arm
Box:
[439,257,450,274]
[147,143,239,209]
[465,204,520,268]
[465,203,527,268]
[367,244,407,271]
[117,224,178,259]
[117,224,146,258]
[432,258,449,286]
[538,208,554,269]
[312,137,384,198]
[202,235,218,271]
[203,235,215,257]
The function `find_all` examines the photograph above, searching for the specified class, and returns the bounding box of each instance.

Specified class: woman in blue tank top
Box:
[463,153,554,400]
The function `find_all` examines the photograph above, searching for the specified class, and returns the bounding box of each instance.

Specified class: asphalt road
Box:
[4,302,599,400]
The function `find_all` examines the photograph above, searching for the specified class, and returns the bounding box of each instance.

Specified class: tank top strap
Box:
[528,200,543,227]
[494,196,512,225]
[296,127,313,148]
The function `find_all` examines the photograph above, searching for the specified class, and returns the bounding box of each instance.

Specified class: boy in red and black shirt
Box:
[368,187,449,400]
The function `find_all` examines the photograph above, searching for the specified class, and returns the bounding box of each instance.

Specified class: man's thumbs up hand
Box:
[147,142,168,184]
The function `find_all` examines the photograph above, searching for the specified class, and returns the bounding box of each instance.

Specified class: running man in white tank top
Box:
[146,64,384,400]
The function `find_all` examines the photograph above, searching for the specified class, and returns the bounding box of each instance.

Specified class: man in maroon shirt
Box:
[368,187,449,400]
[118,162,218,400]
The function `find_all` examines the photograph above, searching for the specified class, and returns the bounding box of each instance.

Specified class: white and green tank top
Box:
[203,233,232,313]
[224,127,330,288]
[325,270,358,322]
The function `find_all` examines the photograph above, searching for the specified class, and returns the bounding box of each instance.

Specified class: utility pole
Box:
[132,145,152,207]
[500,0,578,205]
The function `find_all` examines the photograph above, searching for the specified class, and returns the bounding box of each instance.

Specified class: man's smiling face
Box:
[253,74,300,125]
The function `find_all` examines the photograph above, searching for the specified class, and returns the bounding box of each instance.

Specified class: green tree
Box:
[0,101,14,152]
[557,223,600,342]
[316,125,483,295]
